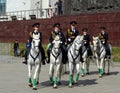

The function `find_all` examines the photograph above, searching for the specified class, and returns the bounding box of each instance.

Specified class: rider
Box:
[47,23,66,63]
[29,23,46,65]
[82,28,93,57]
[98,26,111,58]
[66,21,79,46]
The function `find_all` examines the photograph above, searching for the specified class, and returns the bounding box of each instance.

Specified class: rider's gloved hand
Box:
[68,38,71,41]
[84,41,87,44]
[102,41,105,44]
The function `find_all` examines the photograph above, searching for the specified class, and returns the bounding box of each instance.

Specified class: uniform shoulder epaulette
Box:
[29,32,33,38]
[52,31,55,39]
[67,29,70,32]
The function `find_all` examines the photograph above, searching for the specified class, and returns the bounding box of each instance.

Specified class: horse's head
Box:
[52,35,62,54]
[31,38,40,53]
[92,36,101,51]
[73,35,83,54]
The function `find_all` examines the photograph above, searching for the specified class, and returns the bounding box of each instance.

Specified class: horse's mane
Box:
[73,35,83,44]
[52,35,61,44]
[54,35,60,41]
[93,36,102,47]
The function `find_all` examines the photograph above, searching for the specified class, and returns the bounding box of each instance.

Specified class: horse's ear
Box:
[92,36,95,39]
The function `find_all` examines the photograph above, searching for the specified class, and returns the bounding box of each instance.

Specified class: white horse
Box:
[92,36,111,77]
[49,35,62,88]
[27,37,42,90]
[80,44,94,77]
[68,35,83,88]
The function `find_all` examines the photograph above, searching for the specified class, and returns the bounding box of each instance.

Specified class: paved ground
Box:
[0,56,120,93]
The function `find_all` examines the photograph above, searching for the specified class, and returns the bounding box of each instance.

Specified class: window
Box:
[0,0,6,15]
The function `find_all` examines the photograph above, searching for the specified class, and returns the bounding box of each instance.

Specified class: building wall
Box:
[31,0,49,10]
[6,0,31,12]
[5,0,50,19]
[6,0,50,12]
[0,12,120,46]
[49,0,58,7]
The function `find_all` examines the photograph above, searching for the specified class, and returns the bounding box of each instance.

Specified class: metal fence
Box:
[0,8,57,21]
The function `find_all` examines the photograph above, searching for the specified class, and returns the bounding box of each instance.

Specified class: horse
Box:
[92,36,112,77]
[80,44,94,77]
[27,37,42,90]
[49,35,63,88]
[68,35,83,87]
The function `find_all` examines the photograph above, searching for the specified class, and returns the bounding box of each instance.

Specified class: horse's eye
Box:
[33,41,35,43]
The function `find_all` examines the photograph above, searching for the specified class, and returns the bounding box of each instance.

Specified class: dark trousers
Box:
[85,45,93,56]
[103,43,111,56]
[39,46,46,61]
[79,45,93,62]
[58,6,62,15]
[14,49,18,57]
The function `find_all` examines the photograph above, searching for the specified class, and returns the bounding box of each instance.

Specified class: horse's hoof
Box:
[36,81,39,85]
[53,85,57,89]
[86,72,89,75]
[99,75,103,78]
[69,84,73,88]
[82,75,84,77]
[102,72,106,75]
[33,87,37,90]
[28,83,32,87]
[74,81,77,84]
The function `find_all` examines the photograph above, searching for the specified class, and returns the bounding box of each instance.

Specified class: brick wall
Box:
[0,12,120,46]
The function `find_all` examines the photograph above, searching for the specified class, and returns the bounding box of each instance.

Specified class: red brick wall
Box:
[0,12,120,46]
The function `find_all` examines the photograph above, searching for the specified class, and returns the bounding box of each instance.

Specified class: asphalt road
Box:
[0,57,120,93]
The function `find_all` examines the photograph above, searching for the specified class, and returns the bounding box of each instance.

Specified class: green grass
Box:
[112,47,120,62]
[10,43,26,56]
[9,43,120,62]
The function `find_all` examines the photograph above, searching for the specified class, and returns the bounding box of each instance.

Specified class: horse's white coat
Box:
[27,38,42,89]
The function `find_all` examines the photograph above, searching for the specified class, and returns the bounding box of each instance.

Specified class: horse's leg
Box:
[107,58,110,75]
[86,58,90,74]
[81,62,85,77]
[33,64,40,90]
[58,63,62,84]
[53,63,61,88]
[28,64,32,87]
[49,63,54,84]
[36,64,41,85]
[68,62,73,88]
[103,59,106,75]
[96,59,100,74]
[75,62,80,83]
[99,58,104,77]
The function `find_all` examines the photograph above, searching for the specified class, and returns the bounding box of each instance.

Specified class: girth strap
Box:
[70,50,79,62]
[30,52,40,62]
[51,51,61,63]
